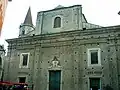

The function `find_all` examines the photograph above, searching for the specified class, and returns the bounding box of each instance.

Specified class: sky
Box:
[0,0,120,51]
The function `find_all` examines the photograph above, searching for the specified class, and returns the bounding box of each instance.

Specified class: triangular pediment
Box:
[54,5,64,9]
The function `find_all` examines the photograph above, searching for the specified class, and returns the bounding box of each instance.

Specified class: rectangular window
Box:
[19,53,29,68]
[22,54,28,66]
[19,77,26,83]
[88,48,101,66]
[91,50,98,64]
[89,78,101,90]
[118,75,120,89]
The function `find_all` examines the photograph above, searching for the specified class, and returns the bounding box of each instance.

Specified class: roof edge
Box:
[38,5,82,13]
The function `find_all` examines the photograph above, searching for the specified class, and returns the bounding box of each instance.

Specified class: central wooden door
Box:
[49,70,61,90]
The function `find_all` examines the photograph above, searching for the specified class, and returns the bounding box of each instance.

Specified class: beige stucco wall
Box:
[35,5,83,35]
[4,25,120,90]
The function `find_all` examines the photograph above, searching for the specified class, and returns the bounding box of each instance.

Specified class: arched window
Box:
[54,17,61,28]
[22,30,25,35]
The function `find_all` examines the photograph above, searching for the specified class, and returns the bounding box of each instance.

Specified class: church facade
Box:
[4,5,120,90]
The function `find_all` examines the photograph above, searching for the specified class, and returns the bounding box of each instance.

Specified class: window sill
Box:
[88,64,101,67]
[53,27,61,29]
[19,66,28,68]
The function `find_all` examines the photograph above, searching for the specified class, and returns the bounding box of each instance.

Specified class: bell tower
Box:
[19,7,35,37]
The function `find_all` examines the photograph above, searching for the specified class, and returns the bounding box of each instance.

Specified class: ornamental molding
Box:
[48,56,62,70]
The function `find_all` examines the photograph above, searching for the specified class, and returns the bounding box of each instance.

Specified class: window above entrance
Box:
[19,53,30,68]
[87,48,101,66]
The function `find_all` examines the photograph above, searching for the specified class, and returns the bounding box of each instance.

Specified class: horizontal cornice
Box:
[6,25,120,46]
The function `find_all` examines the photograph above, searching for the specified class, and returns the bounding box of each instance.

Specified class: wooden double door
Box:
[49,70,61,90]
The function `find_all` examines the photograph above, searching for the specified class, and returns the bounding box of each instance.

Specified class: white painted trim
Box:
[52,15,63,29]
[88,77,102,90]
[19,53,30,68]
[87,48,101,67]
